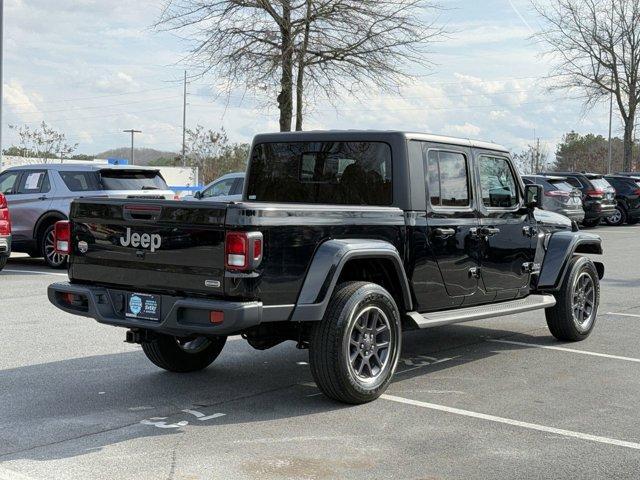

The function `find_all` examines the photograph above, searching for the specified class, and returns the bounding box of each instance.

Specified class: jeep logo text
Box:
[120,228,161,253]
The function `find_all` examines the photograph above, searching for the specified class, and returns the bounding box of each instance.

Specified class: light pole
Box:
[123,129,142,165]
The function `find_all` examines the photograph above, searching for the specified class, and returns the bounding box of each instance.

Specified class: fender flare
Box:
[290,239,412,322]
[33,210,67,240]
[536,231,604,291]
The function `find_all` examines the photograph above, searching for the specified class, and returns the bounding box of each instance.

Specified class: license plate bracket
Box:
[125,292,161,322]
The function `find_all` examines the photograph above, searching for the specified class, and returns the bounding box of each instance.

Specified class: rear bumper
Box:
[558,209,585,222]
[48,282,292,336]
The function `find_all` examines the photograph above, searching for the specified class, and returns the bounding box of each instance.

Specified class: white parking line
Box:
[381,394,640,451]
[489,339,640,363]
[607,311,640,319]
[2,269,68,277]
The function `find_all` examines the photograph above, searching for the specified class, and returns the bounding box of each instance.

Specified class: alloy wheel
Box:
[607,209,622,225]
[572,272,596,332]
[44,228,66,267]
[346,305,394,383]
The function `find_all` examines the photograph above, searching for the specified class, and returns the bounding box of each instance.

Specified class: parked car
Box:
[522,175,585,223]
[538,172,616,227]
[603,175,640,225]
[183,172,244,201]
[0,192,11,271]
[0,164,176,268]
[49,130,604,405]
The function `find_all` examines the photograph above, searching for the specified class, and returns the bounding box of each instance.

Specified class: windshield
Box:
[99,170,168,191]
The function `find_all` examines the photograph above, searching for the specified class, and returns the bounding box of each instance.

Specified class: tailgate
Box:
[69,199,227,296]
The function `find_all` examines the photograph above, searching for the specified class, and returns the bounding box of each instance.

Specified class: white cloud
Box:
[3,81,42,120]
[444,122,482,138]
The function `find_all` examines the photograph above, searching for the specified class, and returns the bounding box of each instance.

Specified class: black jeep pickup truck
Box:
[48,131,604,404]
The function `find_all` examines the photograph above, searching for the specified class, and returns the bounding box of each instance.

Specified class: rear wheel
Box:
[605,206,626,226]
[142,334,227,372]
[545,256,599,342]
[0,256,7,271]
[41,224,67,269]
[309,281,402,404]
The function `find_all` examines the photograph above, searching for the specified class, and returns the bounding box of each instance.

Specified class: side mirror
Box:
[524,184,543,209]
[194,190,203,200]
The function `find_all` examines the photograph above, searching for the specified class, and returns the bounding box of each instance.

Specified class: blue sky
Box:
[2,0,615,156]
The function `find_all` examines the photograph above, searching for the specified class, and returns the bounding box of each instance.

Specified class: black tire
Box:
[582,218,600,228]
[0,255,7,271]
[41,224,67,269]
[545,256,599,342]
[142,334,227,372]
[604,206,626,226]
[309,281,402,404]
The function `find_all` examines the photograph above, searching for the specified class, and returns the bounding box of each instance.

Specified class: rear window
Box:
[590,178,611,190]
[60,172,101,192]
[547,179,575,192]
[246,142,392,205]
[99,170,168,191]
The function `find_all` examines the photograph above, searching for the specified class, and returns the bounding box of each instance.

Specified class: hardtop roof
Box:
[252,130,509,153]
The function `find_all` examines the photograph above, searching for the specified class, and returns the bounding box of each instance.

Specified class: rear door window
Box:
[426,150,470,208]
[230,177,244,195]
[99,170,168,191]
[479,156,519,208]
[17,170,49,194]
[0,171,20,194]
[246,141,392,205]
[60,171,101,192]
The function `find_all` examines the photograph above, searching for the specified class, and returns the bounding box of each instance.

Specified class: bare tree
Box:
[183,125,249,182]
[8,122,77,162]
[512,142,549,174]
[155,0,442,131]
[533,0,640,171]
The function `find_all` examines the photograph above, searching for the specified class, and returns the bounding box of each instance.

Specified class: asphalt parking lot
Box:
[1,226,639,479]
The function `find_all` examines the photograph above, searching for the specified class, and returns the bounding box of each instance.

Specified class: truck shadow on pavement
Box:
[0,323,556,463]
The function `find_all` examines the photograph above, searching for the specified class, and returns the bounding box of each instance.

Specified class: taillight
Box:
[0,193,11,236]
[54,220,71,254]
[585,189,604,198]
[224,231,263,271]
[634,188,640,196]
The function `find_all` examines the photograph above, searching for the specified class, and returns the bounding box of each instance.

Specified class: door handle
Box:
[38,196,47,201]
[480,226,500,237]
[434,227,456,238]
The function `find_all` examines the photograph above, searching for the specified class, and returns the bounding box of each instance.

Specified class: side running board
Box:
[406,294,556,329]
